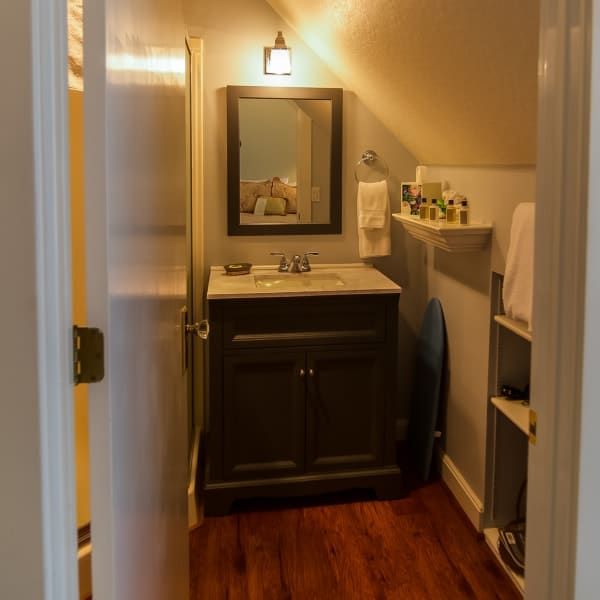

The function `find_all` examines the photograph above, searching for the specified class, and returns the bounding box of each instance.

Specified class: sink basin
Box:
[207,264,402,299]
[254,272,345,290]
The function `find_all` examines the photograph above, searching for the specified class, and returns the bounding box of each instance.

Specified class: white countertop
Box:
[206,263,402,300]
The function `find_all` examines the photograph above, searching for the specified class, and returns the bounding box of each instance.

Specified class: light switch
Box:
[311,186,321,202]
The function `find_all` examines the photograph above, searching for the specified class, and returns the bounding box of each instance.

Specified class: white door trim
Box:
[186,36,205,529]
[527,0,592,597]
[574,0,600,595]
[187,36,206,352]
[30,0,79,597]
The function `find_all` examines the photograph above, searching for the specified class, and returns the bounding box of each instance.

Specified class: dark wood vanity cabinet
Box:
[223,350,306,480]
[306,348,385,472]
[204,293,402,515]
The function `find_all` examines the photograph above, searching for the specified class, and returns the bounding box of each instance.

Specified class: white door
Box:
[83,1,190,598]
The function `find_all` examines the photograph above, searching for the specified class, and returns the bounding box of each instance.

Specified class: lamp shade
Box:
[264,31,292,75]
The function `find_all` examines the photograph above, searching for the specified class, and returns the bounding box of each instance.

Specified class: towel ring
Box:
[354,149,390,184]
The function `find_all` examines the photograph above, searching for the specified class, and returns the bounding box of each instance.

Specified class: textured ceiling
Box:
[265,0,539,165]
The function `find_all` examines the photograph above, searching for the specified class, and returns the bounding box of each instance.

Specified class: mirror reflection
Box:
[238,98,332,226]
[227,86,342,236]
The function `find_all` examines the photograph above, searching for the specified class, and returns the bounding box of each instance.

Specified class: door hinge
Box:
[529,409,537,445]
[73,325,105,385]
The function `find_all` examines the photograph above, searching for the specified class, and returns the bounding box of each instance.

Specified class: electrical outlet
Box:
[311,186,321,202]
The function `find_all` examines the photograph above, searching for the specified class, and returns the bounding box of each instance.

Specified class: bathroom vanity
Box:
[204,264,402,515]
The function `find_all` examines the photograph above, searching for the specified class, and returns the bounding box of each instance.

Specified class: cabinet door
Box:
[306,348,385,472]
[223,350,306,480]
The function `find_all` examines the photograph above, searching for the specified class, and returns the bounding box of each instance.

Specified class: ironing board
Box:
[408,298,446,481]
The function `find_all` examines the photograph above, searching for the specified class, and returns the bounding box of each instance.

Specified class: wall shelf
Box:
[392,213,492,253]
[494,314,532,342]
[491,397,530,436]
[483,528,525,594]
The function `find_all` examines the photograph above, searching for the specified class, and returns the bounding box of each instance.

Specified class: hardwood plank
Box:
[190,481,521,599]
[415,483,518,599]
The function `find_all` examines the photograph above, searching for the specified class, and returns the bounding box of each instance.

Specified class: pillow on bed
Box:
[240,180,272,212]
[254,195,287,216]
[272,178,297,213]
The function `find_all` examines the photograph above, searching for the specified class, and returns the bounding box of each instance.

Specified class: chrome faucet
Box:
[270,252,290,272]
[289,255,302,273]
[300,252,319,272]
[271,251,319,273]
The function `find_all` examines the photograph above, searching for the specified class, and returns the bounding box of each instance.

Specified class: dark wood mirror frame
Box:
[227,85,343,236]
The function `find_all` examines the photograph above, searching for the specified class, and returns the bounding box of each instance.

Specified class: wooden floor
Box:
[189,480,520,599]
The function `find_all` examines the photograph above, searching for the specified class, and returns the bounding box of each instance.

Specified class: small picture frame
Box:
[401,182,422,215]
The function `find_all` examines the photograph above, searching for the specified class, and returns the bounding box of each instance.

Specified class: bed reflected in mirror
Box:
[239,97,331,226]
[227,86,342,236]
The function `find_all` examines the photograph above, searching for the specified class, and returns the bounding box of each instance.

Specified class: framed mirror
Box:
[227,86,343,236]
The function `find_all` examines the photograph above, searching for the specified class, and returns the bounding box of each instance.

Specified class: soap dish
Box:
[224,262,252,276]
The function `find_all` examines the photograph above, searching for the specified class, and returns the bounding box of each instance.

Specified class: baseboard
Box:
[188,426,202,530]
[77,543,92,600]
[395,418,409,441]
[438,449,484,531]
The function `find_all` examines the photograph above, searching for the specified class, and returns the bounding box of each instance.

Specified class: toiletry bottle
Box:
[438,199,447,220]
[429,199,439,222]
[459,199,470,225]
[446,199,458,223]
[419,198,428,220]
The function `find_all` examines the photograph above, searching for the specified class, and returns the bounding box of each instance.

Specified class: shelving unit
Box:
[494,314,532,342]
[483,528,526,593]
[391,213,493,253]
[490,397,529,435]
[484,273,531,595]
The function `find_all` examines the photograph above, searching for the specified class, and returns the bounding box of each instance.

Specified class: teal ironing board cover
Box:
[408,298,446,480]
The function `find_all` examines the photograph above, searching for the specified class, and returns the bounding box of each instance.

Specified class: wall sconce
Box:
[264,31,292,75]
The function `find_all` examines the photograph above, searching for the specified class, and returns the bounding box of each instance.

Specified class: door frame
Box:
[27,0,79,597]
[27,1,598,599]
[186,35,205,528]
[526,0,594,597]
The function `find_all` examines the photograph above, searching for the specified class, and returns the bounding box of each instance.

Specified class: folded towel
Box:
[357,180,391,258]
[503,203,535,330]
[358,181,388,230]
[359,212,386,229]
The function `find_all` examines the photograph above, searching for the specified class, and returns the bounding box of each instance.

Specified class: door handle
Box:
[299,368,306,377]
[186,319,210,340]
[308,368,315,377]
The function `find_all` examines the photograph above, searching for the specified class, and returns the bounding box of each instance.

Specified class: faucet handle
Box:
[301,251,319,272]
[270,252,289,272]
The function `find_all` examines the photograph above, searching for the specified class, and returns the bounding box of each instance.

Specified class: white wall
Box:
[185,0,422,423]
[0,2,46,598]
[184,0,539,502]
[184,0,417,272]
[239,98,297,181]
[185,0,537,503]
[422,166,536,499]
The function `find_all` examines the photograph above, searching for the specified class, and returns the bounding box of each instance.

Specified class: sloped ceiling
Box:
[266,0,539,165]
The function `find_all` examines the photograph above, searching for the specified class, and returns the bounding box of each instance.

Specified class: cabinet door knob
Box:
[308,368,315,377]
[299,369,305,377]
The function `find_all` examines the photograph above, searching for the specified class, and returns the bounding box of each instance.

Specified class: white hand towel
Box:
[357,181,391,258]
[358,180,388,230]
[503,203,535,330]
